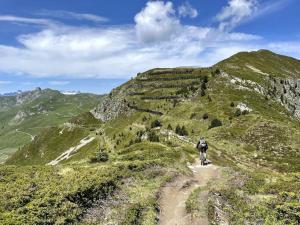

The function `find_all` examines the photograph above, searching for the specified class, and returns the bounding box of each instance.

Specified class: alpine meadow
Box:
[0,0,299,225]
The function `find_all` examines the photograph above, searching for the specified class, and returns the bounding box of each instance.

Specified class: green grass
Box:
[1,50,300,224]
[0,90,103,163]
[6,127,89,165]
[186,187,206,218]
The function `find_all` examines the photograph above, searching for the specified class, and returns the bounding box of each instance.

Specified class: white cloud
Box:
[48,81,70,86]
[0,1,296,80]
[216,0,258,31]
[0,80,12,85]
[0,15,54,26]
[37,10,108,23]
[134,1,180,43]
[0,24,262,78]
[268,42,300,56]
[216,0,289,32]
[178,2,198,18]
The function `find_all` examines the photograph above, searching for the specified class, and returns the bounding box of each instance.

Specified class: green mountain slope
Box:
[0,88,104,163]
[1,50,300,225]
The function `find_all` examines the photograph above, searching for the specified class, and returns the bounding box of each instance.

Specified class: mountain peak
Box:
[217,49,300,79]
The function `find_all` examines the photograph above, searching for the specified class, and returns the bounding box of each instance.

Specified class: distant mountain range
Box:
[0,91,21,96]
[0,87,104,162]
[1,89,83,96]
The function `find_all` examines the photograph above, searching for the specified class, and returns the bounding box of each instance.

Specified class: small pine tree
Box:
[151,119,162,128]
[234,109,241,117]
[203,75,209,83]
[209,119,222,129]
[181,126,188,136]
[175,125,181,134]
[200,89,206,97]
[202,113,209,120]
[167,124,173,130]
[230,102,235,107]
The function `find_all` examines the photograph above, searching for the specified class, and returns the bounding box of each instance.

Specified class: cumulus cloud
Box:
[134,1,180,43]
[0,0,296,79]
[178,2,198,18]
[0,24,262,78]
[216,0,258,31]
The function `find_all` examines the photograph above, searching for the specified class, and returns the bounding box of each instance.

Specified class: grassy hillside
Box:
[2,50,300,224]
[0,88,103,163]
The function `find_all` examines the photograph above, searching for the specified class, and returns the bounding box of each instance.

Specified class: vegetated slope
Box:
[0,88,103,163]
[2,50,300,225]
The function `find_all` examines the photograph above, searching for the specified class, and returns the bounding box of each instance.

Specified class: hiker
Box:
[196,137,208,165]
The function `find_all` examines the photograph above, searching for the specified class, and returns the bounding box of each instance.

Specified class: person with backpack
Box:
[196,137,208,165]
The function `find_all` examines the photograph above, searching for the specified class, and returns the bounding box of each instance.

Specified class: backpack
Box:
[197,139,207,151]
[200,140,207,147]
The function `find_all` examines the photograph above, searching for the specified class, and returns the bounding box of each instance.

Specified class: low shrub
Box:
[151,119,162,128]
[175,125,189,136]
[202,113,209,120]
[234,109,242,117]
[90,148,109,163]
[190,113,197,119]
[209,119,222,129]
[148,131,160,142]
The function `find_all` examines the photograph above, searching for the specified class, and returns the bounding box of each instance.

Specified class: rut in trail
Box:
[159,159,222,225]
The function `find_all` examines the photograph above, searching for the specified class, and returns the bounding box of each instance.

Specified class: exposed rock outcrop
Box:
[208,192,229,225]
[91,93,130,122]
[16,87,42,105]
[267,77,300,119]
[9,110,28,125]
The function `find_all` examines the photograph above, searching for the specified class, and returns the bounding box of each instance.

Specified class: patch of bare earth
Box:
[159,159,222,225]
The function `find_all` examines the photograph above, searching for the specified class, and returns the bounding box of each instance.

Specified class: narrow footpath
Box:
[159,159,222,225]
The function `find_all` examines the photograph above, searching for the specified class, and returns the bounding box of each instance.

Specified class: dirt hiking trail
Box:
[159,159,222,225]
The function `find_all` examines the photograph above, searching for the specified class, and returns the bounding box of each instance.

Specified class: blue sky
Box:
[0,0,299,94]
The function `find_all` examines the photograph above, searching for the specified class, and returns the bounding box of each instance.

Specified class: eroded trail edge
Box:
[159,160,222,225]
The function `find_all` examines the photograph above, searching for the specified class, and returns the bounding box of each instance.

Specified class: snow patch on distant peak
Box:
[61,91,80,95]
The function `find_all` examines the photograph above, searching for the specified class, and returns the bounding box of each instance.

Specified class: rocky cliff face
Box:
[16,88,43,105]
[267,77,300,119]
[91,93,130,122]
